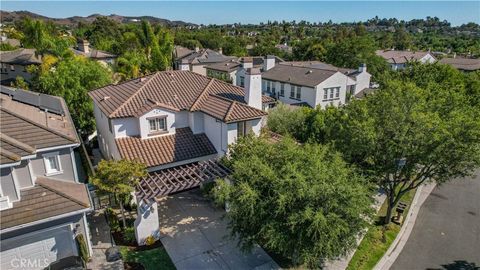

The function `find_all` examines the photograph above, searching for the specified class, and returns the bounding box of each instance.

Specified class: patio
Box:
[157,189,280,270]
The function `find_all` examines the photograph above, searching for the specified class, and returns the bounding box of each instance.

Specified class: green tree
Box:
[92,159,147,229]
[330,79,480,224]
[31,56,112,136]
[266,103,309,140]
[215,136,373,267]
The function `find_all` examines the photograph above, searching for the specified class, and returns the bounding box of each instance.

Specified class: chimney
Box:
[244,68,262,110]
[241,57,253,69]
[195,46,200,53]
[263,55,276,71]
[358,63,367,73]
[218,47,223,55]
[78,39,90,54]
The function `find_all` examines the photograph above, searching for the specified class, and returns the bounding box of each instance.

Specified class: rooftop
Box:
[176,48,235,64]
[262,63,339,87]
[0,177,90,231]
[116,127,217,168]
[0,87,79,165]
[376,49,434,64]
[89,70,268,123]
[71,48,117,59]
[439,57,480,71]
[0,48,42,65]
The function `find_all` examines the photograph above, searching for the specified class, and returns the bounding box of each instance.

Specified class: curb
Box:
[373,182,436,270]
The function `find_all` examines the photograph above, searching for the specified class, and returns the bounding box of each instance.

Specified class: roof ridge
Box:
[190,77,215,111]
[0,132,36,154]
[109,72,159,117]
[36,177,90,208]
[223,101,237,122]
[0,107,77,144]
[0,147,21,162]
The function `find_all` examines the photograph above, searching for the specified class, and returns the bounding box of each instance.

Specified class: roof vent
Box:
[139,77,146,82]
[102,96,110,101]
[307,70,313,74]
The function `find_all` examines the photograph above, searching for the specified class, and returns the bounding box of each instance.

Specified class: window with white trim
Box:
[239,76,245,87]
[148,117,167,134]
[290,85,295,98]
[43,152,62,175]
[280,83,285,96]
[296,86,301,99]
[323,87,341,101]
[335,87,340,98]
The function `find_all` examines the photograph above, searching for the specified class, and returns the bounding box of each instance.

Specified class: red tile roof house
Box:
[88,69,274,245]
[375,49,437,71]
[0,86,93,270]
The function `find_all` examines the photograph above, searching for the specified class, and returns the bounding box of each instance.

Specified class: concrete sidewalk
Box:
[374,182,436,270]
[158,189,280,270]
[86,210,124,270]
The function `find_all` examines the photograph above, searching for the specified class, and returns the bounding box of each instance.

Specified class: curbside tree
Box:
[214,136,374,267]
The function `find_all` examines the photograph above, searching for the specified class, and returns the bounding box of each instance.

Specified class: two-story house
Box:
[71,39,117,66]
[0,48,42,86]
[0,86,92,270]
[258,60,371,108]
[173,46,235,76]
[89,69,274,244]
[376,49,436,70]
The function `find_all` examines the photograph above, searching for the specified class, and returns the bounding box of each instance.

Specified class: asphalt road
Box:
[391,170,480,270]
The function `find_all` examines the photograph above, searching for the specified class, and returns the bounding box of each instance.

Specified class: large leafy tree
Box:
[215,136,373,267]
[31,56,112,136]
[19,18,74,56]
[331,78,480,224]
[92,159,147,229]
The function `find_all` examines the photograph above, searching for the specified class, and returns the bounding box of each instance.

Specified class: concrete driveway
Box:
[157,189,280,270]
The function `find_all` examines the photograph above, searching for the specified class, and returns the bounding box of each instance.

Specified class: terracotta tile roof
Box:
[115,127,217,168]
[375,50,435,64]
[0,177,90,230]
[439,57,480,71]
[0,89,79,164]
[89,70,267,123]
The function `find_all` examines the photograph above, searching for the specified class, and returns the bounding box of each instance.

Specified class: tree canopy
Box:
[215,136,373,267]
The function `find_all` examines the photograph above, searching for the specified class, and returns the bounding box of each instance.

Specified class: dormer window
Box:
[148,116,167,134]
[43,152,63,176]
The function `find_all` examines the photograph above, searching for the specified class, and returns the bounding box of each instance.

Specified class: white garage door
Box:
[0,225,77,270]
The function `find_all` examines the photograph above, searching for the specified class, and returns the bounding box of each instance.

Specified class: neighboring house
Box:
[173,46,235,76]
[205,60,241,84]
[89,70,274,245]
[235,55,284,87]
[71,40,117,65]
[275,43,293,54]
[376,49,436,70]
[439,57,480,72]
[255,60,371,108]
[0,86,92,270]
[0,48,42,85]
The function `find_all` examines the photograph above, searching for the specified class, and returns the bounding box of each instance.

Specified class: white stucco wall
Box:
[138,108,176,139]
[113,117,139,138]
[204,114,228,155]
[314,72,348,108]
[420,54,436,63]
[191,64,207,76]
[353,72,372,95]
[189,111,205,134]
[266,80,316,108]
[93,103,120,159]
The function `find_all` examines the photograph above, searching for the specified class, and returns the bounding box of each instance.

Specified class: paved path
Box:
[158,189,280,270]
[86,210,124,270]
[391,171,480,270]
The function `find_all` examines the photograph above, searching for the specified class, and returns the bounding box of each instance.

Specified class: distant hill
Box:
[0,10,196,27]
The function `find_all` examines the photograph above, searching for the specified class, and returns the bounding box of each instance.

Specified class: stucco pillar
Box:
[134,197,160,246]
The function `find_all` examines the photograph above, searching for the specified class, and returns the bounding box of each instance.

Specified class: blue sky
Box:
[2,1,479,26]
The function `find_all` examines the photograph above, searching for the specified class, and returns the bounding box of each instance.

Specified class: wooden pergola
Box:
[136,159,231,201]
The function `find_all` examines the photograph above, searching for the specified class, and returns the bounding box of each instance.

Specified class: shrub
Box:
[75,233,90,263]
[124,226,136,244]
[105,207,121,232]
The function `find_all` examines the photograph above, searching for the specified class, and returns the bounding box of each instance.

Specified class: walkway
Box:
[86,210,124,270]
[158,189,280,270]
[391,171,480,270]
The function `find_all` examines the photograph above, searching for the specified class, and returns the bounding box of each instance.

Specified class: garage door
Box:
[0,225,77,270]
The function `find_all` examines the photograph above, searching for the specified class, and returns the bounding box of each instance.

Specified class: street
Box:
[391,170,480,270]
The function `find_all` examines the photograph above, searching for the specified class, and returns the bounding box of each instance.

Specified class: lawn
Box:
[346,189,416,270]
[120,245,176,270]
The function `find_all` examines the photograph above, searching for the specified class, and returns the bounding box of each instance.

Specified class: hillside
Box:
[0,10,195,27]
